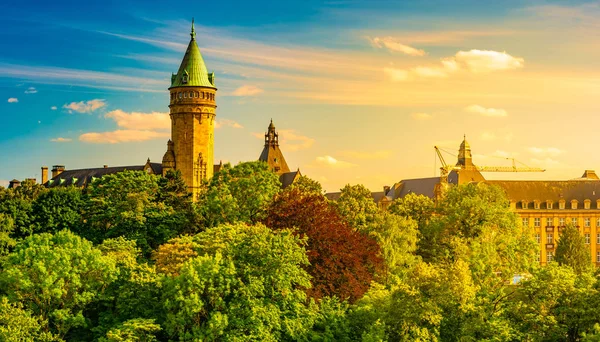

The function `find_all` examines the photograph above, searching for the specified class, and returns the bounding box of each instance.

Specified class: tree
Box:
[388,193,435,228]
[80,171,185,254]
[0,214,16,256]
[162,223,315,341]
[0,297,57,341]
[100,319,161,342]
[288,175,324,195]
[198,161,281,227]
[335,184,380,232]
[0,230,118,339]
[555,224,592,274]
[264,188,384,302]
[153,236,199,276]
[32,186,83,234]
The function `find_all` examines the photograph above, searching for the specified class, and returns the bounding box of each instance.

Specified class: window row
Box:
[518,199,598,210]
[536,232,600,245]
[170,91,215,101]
[523,217,598,227]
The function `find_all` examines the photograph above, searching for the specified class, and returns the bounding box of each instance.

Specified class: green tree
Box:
[162,223,315,341]
[100,318,161,342]
[388,193,435,228]
[367,212,419,275]
[32,186,83,234]
[335,184,380,232]
[288,175,324,195]
[0,213,16,256]
[0,297,57,341]
[81,171,184,253]
[0,230,118,339]
[555,224,592,274]
[198,161,281,227]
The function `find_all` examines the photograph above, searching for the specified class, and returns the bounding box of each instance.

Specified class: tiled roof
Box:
[487,180,600,205]
[47,163,163,187]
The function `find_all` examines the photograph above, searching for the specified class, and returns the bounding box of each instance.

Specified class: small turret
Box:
[162,140,176,176]
[258,120,290,174]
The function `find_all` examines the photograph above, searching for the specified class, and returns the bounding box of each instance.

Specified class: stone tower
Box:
[163,19,217,198]
[258,120,290,175]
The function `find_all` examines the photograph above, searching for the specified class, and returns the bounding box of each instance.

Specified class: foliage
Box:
[162,223,315,341]
[0,230,118,339]
[0,213,16,256]
[555,224,592,274]
[198,161,281,227]
[0,297,57,341]
[80,171,185,254]
[288,175,324,195]
[265,188,384,303]
[152,235,198,276]
[32,186,83,234]
[388,193,435,228]
[367,212,419,275]
[335,184,380,232]
[100,318,161,342]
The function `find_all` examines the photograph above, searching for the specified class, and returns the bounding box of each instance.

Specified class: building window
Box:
[597,252,600,263]
[547,252,554,263]
[535,233,541,243]
[572,218,578,226]
[546,218,553,227]
[178,92,182,99]
[585,218,591,227]
[547,233,553,244]
[534,218,541,227]
[585,200,591,209]
[559,218,566,227]
[559,200,565,209]
[522,218,529,227]
[586,234,591,244]
[597,233,600,244]
[572,200,578,209]
[534,201,540,209]
[536,253,540,262]
[547,201,553,209]
[597,218,600,227]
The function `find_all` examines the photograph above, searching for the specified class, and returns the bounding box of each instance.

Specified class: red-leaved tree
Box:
[263,188,383,303]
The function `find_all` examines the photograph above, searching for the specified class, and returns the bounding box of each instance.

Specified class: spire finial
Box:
[190,18,196,39]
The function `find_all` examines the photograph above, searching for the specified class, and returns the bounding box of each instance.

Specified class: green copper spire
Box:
[170,19,215,89]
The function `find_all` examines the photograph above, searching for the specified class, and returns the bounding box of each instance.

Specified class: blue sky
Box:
[1,0,599,191]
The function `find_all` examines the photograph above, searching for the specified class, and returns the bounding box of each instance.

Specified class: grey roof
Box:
[280,170,301,188]
[47,163,163,187]
[486,180,600,208]
[324,191,385,203]
[391,177,440,199]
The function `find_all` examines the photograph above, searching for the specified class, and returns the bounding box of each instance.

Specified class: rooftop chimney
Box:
[51,165,65,179]
[41,166,48,184]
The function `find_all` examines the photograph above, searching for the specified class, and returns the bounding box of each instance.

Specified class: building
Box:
[372,136,600,266]
[31,20,299,195]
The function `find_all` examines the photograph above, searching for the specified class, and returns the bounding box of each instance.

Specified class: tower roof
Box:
[170,19,215,89]
[258,120,290,175]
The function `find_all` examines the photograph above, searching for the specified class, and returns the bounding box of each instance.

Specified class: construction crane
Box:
[434,146,545,183]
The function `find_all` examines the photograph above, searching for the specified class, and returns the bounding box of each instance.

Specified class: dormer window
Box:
[571,200,578,210]
[534,201,540,210]
[182,71,189,84]
[559,200,566,210]
[546,201,553,209]
[585,200,591,209]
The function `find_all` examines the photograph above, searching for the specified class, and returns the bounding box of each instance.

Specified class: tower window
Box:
[178,92,182,99]
[184,92,187,98]
[182,74,188,84]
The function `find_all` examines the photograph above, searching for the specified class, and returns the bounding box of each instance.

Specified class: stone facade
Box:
[167,86,216,198]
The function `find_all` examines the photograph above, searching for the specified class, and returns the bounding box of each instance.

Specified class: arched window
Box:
[184,92,187,98]
[178,92,182,99]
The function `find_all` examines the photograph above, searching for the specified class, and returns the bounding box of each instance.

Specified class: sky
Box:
[1,0,599,192]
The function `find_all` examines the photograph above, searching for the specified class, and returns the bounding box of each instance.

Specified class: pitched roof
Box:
[280,170,301,188]
[486,180,600,204]
[170,20,215,89]
[258,120,290,174]
[391,177,440,199]
[47,163,163,187]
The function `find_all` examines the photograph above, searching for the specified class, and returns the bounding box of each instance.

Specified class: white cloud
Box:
[79,130,169,144]
[412,112,433,120]
[453,50,524,73]
[465,105,508,117]
[313,155,357,168]
[24,87,37,94]
[50,106,57,110]
[369,37,426,56]
[105,109,170,130]
[63,99,106,113]
[7,98,18,103]
[215,119,243,129]
[340,150,392,160]
[50,137,72,142]
[530,157,561,167]
[232,85,264,96]
[528,147,563,157]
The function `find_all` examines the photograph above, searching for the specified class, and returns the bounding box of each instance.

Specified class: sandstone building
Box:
[34,21,299,194]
